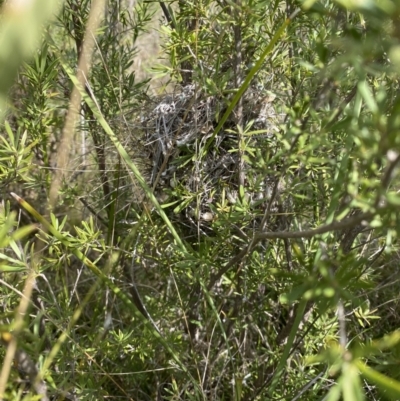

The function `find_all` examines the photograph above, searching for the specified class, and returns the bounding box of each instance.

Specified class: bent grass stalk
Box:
[10,192,199,390]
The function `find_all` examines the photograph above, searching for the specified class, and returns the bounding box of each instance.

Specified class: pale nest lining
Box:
[143,84,283,229]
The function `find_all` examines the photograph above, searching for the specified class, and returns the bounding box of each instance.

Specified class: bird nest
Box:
[142,84,283,233]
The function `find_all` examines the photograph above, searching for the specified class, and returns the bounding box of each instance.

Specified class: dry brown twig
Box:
[0,2,106,400]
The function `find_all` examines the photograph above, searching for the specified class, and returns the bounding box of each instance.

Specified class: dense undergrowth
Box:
[1,0,400,400]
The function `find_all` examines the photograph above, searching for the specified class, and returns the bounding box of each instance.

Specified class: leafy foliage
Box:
[1,0,400,400]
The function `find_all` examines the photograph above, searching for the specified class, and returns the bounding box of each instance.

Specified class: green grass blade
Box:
[355,360,400,400]
[202,9,300,156]
[53,51,187,255]
[10,192,197,385]
[267,298,308,396]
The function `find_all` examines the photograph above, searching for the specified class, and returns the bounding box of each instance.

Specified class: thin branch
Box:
[159,1,175,29]
[380,151,400,193]
[255,211,374,240]
[208,210,378,290]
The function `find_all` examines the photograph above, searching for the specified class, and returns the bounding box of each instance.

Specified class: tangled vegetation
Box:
[1,0,400,400]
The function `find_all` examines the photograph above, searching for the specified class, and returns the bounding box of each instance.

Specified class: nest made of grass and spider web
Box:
[141,83,288,234]
[60,83,289,237]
